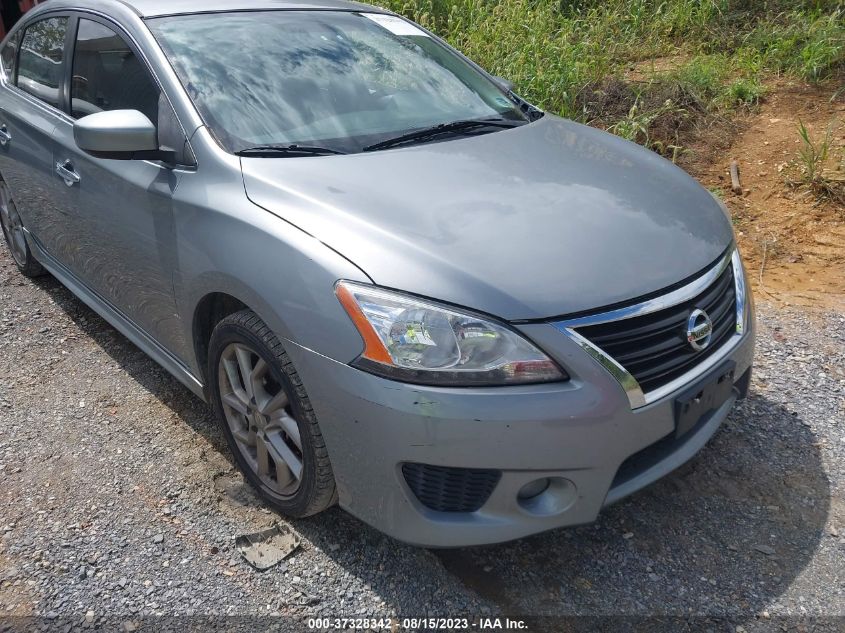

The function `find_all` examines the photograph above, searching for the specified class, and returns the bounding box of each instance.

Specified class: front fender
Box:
[171,154,370,380]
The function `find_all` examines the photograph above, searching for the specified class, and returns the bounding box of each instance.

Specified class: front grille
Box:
[576,263,737,394]
[402,463,500,513]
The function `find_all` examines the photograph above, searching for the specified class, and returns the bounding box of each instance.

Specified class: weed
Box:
[790,120,845,204]
[673,56,729,105]
[708,186,726,200]
[796,120,831,184]
[607,99,653,143]
[722,78,763,107]
[797,12,845,82]
[745,9,845,83]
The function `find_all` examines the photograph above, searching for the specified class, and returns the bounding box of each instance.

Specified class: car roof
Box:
[25,0,388,19]
[116,0,386,18]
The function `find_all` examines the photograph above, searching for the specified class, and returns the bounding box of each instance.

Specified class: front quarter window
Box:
[149,10,526,154]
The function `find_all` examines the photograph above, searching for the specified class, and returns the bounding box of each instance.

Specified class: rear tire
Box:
[0,180,45,278]
[208,309,337,517]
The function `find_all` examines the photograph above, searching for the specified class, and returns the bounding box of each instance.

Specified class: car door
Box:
[0,14,70,256]
[50,14,188,357]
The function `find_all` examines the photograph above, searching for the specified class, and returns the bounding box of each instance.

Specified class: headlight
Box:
[335,281,567,386]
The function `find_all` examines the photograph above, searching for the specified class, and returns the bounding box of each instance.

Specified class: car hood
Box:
[241,114,734,320]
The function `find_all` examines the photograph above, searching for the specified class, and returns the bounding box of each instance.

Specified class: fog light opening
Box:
[516,477,577,516]
[517,478,550,500]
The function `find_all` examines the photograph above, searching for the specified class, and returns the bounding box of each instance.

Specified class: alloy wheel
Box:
[0,181,28,267]
[217,342,304,497]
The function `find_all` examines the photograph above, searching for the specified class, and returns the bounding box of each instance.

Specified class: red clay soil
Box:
[689,79,845,312]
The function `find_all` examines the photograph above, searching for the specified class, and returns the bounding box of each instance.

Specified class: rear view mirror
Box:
[74,109,169,161]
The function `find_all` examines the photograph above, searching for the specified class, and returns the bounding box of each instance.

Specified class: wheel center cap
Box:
[249,407,270,431]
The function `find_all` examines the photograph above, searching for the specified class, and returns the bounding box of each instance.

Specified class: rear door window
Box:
[70,18,159,122]
[16,16,68,108]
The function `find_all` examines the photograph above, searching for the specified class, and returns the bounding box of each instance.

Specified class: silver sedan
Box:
[0,0,753,546]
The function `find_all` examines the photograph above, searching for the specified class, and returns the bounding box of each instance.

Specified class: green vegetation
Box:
[377,0,845,155]
[790,120,845,204]
[797,120,832,184]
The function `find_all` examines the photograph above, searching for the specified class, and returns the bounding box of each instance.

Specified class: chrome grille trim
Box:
[732,249,747,336]
[564,329,648,408]
[553,247,748,409]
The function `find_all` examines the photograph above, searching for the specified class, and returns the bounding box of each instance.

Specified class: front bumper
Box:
[285,314,754,547]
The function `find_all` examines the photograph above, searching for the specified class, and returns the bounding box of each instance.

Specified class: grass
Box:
[797,120,832,184]
[376,0,845,156]
[790,120,845,204]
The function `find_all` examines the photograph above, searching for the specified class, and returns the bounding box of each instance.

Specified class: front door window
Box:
[16,16,67,108]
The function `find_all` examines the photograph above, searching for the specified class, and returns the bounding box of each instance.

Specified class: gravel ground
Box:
[0,246,843,632]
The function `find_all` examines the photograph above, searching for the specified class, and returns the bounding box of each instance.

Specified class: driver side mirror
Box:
[74,109,174,161]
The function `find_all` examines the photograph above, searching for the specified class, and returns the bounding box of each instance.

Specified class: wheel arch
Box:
[185,271,293,387]
[184,264,366,392]
[191,290,249,388]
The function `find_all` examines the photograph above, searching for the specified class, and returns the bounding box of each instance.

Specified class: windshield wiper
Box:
[363,118,522,152]
[235,144,347,157]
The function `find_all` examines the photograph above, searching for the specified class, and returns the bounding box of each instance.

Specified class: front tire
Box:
[208,309,337,517]
[0,180,45,278]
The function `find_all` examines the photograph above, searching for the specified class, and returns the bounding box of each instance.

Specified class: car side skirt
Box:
[26,229,206,399]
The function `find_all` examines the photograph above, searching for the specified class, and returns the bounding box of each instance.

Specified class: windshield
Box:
[148,10,527,154]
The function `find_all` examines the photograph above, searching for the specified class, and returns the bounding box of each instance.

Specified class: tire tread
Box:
[210,309,337,516]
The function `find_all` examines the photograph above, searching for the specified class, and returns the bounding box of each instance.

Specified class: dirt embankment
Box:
[688,80,845,311]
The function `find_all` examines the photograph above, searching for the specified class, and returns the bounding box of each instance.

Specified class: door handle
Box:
[55,160,81,187]
[0,126,11,146]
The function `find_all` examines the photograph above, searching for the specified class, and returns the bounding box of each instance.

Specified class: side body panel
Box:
[0,59,64,255]
[51,118,188,357]
[0,89,60,237]
[27,230,205,396]
[170,128,372,380]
